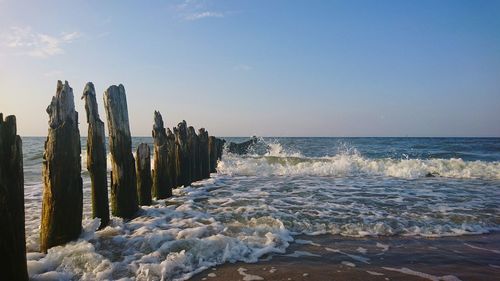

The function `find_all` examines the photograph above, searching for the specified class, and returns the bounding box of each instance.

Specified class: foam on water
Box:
[382,267,462,281]
[294,239,321,247]
[463,243,500,254]
[284,251,321,258]
[21,137,500,280]
[219,151,500,180]
[213,149,500,237]
[325,247,370,264]
[237,267,264,281]
[341,261,356,267]
[366,270,385,276]
[26,181,293,280]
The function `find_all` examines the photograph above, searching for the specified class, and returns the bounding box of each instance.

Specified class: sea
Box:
[22,137,500,280]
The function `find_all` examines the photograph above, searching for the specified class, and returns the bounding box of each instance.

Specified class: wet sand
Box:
[191,233,500,281]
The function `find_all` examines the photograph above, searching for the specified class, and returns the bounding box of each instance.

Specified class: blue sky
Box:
[0,0,499,136]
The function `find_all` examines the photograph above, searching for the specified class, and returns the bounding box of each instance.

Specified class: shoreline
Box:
[191,232,500,281]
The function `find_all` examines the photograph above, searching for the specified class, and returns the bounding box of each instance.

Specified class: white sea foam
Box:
[24,166,498,280]
[26,182,293,281]
[376,243,390,252]
[219,151,500,180]
[284,250,321,258]
[366,270,384,276]
[263,142,303,158]
[341,261,356,267]
[382,267,462,281]
[325,247,370,264]
[463,243,500,254]
[22,138,500,280]
[294,239,321,247]
[356,247,368,254]
[237,267,264,281]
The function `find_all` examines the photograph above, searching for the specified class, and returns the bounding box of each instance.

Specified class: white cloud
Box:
[2,26,81,58]
[175,0,226,21]
[61,31,81,42]
[176,0,204,11]
[185,11,224,20]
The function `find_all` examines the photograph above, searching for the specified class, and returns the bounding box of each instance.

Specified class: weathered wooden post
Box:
[82,82,109,229]
[175,121,190,187]
[216,138,225,160]
[103,84,138,219]
[136,143,152,205]
[40,80,83,253]
[187,126,200,181]
[198,128,210,179]
[173,127,179,187]
[152,111,172,199]
[0,114,28,280]
[166,128,177,189]
[209,136,218,173]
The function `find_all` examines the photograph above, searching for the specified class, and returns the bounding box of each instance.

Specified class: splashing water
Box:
[21,137,500,280]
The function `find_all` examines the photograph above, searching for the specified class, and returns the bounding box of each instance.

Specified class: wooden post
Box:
[82,82,109,229]
[0,114,28,280]
[173,127,180,187]
[152,111,172,199]
[136,143,152,205]
[209,136,218,173]
[216,138,225,160]
[198,128,210,179]
[174,121,190,187]
[40,80,83,253]
[166,128,177,189]
[103,84,138,219]
[187,126,200,182]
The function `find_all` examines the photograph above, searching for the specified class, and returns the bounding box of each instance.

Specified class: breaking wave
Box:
[21,137,500,280]
[219,142,500,180]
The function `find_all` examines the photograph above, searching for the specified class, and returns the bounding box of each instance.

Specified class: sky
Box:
[0,0,499,137]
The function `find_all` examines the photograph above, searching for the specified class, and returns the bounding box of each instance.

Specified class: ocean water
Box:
[22,137,500,280]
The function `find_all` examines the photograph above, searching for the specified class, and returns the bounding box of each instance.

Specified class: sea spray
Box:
[21,137,500,280]
[219,152,500,180]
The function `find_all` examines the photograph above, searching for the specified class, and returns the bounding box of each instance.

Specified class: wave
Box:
[26,138,500,180]
[22,137,500,280]
[26,177,498,280]
[27,189,293,281]
[219,143,500,180]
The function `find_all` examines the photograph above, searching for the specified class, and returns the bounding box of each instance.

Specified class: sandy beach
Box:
[191,233,500,281]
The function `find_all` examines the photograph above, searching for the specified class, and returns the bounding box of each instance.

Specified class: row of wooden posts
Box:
[0,80,225,281]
